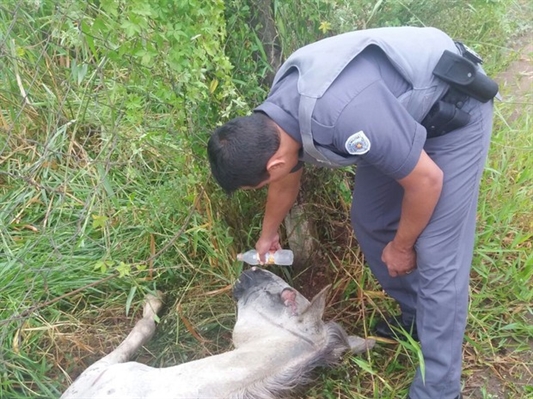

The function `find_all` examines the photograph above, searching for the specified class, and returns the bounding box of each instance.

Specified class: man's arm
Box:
[382,150,443,277]
[256,168,303,260]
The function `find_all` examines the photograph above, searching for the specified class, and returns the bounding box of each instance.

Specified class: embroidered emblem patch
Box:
[345,131,371,155]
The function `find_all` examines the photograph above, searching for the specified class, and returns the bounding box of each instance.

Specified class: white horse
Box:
[61,267,375,399]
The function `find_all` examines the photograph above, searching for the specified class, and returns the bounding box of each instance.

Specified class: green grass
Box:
[1,0,532,398]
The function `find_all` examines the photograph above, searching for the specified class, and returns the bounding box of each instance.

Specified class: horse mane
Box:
[230,321,351,399]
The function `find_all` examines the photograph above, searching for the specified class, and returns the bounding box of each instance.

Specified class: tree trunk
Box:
[248,0,283,86]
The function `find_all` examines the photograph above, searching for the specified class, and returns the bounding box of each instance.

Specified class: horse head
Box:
[232,267,374,362]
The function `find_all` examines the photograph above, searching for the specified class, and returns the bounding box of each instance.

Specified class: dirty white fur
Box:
[233,323,354,399]
[61,269,374,399]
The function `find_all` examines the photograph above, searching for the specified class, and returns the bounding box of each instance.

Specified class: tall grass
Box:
[0,1,239,396]
[0,0,531,398]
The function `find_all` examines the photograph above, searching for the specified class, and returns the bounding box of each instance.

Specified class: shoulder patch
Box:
[345,131,371,155]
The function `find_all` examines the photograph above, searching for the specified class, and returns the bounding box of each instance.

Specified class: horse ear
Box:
[302,284,331,319]
[281,288,298,314]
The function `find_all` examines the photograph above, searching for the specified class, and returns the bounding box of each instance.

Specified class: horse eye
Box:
[264,290,288,307]
[266,291,280,301]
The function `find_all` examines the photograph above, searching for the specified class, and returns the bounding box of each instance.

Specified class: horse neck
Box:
[229,338,324,398]
[164,334,326,399]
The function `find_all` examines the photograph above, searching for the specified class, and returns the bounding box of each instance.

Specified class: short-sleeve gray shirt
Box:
[255,46,427,180]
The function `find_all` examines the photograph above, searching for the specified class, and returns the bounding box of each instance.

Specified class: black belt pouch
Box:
[433,50,499,103]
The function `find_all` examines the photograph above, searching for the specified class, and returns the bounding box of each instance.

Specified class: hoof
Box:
[143,291,164,318]
[347,335,376,354]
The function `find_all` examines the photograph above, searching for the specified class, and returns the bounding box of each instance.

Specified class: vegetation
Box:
[0,0,531,398]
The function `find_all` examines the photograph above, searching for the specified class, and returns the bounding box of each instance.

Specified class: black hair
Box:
[207,113,280,194]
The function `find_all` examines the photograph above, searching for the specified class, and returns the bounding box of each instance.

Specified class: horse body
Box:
[61,268,374,399]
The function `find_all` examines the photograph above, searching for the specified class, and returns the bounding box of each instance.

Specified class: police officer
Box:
[207,26,497,399]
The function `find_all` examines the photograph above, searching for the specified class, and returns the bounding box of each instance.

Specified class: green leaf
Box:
[125,286,137,316]
[116,262,131,278]
[91,214,108,230]
[93,260,108,273]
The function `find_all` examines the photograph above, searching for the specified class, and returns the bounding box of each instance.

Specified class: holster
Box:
[423,100,471,138]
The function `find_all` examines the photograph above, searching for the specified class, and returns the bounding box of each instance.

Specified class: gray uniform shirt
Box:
[255,46,427,180]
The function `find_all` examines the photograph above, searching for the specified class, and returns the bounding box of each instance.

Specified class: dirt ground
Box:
[494,35,533,123]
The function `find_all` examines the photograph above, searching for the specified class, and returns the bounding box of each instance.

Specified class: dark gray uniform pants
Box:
[351,98,494,399]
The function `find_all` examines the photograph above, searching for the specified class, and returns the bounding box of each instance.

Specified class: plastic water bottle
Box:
[237,249,294,266]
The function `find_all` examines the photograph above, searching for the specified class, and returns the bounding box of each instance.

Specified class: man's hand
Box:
[255,233,281,264]
[256,166,303,264]
[382,241,417,277]
[383,150,443,277]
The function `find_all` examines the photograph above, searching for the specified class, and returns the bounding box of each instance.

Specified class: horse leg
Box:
[99,293,164,365]
[60,293,164,399]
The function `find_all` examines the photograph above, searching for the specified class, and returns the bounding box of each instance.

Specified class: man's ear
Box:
[266,157,285,172]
